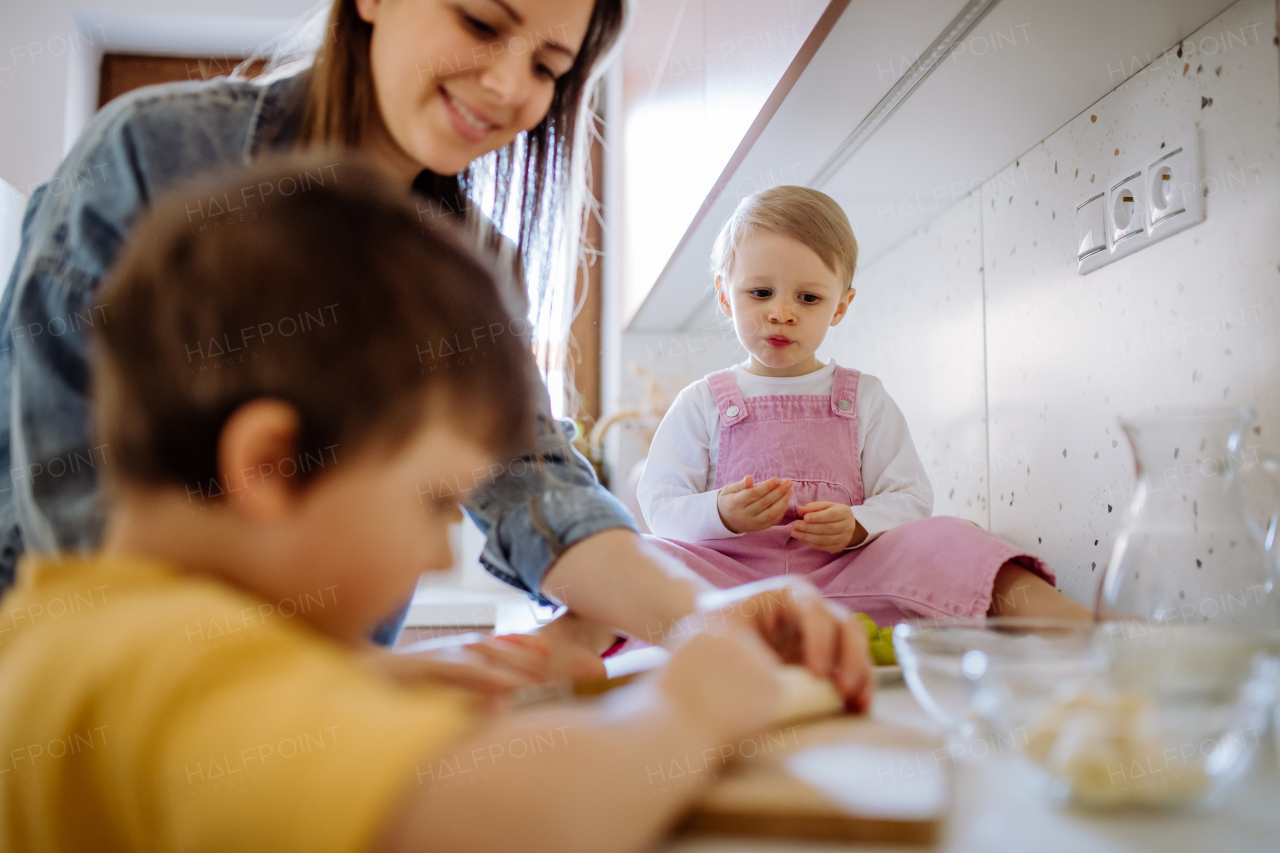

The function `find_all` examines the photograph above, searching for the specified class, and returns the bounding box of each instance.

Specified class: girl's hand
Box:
[791,502,867,553]
[717,475,792,534]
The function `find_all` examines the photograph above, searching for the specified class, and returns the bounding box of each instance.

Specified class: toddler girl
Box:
[638,187,1089,626]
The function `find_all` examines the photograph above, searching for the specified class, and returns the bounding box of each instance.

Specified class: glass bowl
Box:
[892,618,1102,752]
[987,621,1278,812]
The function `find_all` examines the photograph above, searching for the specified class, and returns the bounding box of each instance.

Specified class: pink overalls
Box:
[647,366,1055,625]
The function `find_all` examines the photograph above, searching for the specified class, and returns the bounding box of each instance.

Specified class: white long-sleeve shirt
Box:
[638,360,933,547]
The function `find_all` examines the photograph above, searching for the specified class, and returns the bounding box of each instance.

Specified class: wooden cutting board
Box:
[573,650,948,843]
[677,714,949,845]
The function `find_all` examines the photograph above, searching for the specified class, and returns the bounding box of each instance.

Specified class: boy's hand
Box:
[791,502,866,553]
[657,623,782,741]
[696,578,875,713]
[717,475,792,534]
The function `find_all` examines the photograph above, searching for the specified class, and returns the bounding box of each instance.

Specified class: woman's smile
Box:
[439,86,498,144]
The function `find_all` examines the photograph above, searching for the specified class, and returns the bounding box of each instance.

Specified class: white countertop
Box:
[659,683,1280,853]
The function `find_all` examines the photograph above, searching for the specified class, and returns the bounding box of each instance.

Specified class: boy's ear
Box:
[217,399,305,522]
[715,277,732,318]
[352,0,384,24]
[830,287,856,326]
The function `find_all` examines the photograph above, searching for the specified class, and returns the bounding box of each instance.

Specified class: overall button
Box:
[837,399,852,411]
[726,405,740,418]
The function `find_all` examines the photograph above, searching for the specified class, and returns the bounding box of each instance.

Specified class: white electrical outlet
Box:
[1075,130,1204,274]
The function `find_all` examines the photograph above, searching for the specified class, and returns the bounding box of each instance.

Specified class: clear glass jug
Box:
[1097,407,1280,630]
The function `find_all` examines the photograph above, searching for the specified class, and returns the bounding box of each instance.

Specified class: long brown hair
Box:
[294,0,625,401]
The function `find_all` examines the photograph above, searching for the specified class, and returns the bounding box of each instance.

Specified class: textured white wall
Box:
[981,0,1279,604]
[819,192,990,528]
[834,0,1279,606]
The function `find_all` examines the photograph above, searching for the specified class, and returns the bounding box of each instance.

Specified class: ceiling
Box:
[627,0,1239,331]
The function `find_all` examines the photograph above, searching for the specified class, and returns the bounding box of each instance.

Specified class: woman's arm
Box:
[541,529,707,645]
[541,534,875,708]
[464,400,639,600]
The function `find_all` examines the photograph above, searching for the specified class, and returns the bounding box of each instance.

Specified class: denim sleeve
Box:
[465,369,637,605]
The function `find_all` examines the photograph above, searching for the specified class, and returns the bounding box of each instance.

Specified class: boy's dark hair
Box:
[92,155,535,493]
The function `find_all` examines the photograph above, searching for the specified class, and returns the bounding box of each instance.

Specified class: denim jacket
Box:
[0,72,635,601]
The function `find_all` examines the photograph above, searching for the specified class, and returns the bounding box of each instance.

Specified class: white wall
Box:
[0,0,315,194]
[0,177,23,291]
[616,0,1280,609]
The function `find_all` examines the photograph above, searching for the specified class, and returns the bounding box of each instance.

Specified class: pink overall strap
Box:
[705,369,749,428]
[830,366,861,420]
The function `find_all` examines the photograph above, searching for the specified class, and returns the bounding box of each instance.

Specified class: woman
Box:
[0,0,873,704]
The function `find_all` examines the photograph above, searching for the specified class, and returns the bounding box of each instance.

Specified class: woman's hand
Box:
[692,578,875,713]
[716,475,792,533]
[791,501,867,552]
[533,613,612,683]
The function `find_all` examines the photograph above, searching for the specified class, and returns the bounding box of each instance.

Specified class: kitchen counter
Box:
[661,682,1280,853]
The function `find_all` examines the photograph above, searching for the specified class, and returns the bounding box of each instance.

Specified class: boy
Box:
[0,159,791,853]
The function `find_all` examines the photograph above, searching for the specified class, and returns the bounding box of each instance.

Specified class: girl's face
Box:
[717,230,855,378]
[356,0,596,177]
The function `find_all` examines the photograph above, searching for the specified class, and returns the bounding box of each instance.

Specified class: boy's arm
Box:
[636,384,740,542]
[846,376,933,548]
[377,700,711,853]
[376,628,783,853]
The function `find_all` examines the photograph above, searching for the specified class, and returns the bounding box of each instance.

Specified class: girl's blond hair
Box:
[711,186,858,289]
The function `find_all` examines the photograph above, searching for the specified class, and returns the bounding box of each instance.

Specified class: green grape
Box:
[874,626,897,665]
[854,611,878,641]
[869,639,896,666]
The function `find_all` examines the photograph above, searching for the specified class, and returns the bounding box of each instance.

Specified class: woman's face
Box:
[356,0,597,176]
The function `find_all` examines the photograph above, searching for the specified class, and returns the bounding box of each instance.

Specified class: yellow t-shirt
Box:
[0,553,477,853]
